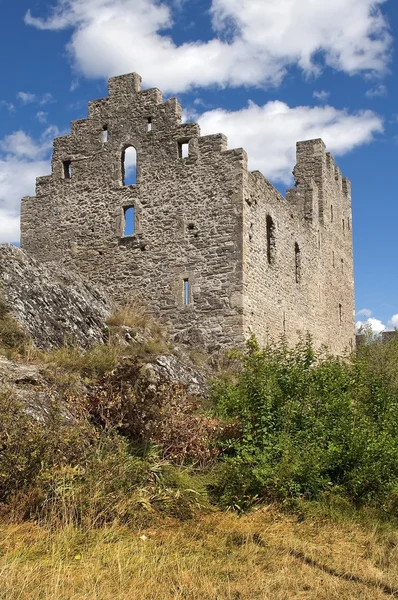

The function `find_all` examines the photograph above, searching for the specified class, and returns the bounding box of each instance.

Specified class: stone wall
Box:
[21,73,355,353]
[242,139,355,355]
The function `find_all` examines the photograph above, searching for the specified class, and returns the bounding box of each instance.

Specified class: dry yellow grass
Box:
[1,507,398,599]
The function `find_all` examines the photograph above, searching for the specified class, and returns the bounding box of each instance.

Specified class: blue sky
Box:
[0,0,397,332]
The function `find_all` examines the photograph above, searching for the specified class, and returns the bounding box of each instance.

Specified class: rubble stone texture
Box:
[21,73,355,354]
[0,245,111,349]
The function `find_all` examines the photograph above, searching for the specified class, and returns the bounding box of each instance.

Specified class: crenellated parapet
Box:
[286,138,351,227]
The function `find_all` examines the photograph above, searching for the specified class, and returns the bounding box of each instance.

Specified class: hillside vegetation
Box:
[1,304,398,599]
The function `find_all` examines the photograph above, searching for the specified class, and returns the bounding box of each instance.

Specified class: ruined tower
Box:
[21,73,355,353]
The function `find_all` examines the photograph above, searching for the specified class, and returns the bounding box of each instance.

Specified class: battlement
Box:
[286,138,351,225]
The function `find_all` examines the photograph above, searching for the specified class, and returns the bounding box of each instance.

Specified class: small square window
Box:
[178,140,189,159]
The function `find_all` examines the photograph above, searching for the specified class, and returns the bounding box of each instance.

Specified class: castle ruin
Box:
[21,73,355,353]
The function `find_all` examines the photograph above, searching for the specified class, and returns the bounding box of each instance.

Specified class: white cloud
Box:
[25,0,391,93]
[313,91,330,102]
[0,129,56,244]
[36,111,48,123]
[70,79,80,92]
[0,101,15,112]
[17,91,54,105]
[388,314,398,330]
[197,101,383,183]
[365,84,387,98]
[356,317,386,335]
[17,92,37,104]
[356,308,372,318]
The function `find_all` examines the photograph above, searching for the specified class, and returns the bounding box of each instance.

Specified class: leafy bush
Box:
[211,336,398,511]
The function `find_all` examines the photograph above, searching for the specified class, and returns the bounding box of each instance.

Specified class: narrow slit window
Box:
[266,215,275,265]
[294,242,301,283]
[183,279,190,305]
[342,218,345,233]
[103,126,108,143]
[122,146,137,186]
[123,206,135,236]
[63,161,72,179]
[339,303,343,325]
[178,140,189,159]
[283,311,286,333]
[341,258,344,273]
[330,204,334,223]
[147,117,152,132]
[332,250,335,268]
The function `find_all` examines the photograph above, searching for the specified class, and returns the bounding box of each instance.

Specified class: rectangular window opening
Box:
[63,161,72,179]
[178,140,190,159]
[103,126,108,143]
[123,206,135,236]
[266,215,275,265]
[294,242,301,284]
[183,279,190,305]
[147,117,152,132]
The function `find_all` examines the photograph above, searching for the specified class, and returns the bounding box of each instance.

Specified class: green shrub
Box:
[211,335,398,511]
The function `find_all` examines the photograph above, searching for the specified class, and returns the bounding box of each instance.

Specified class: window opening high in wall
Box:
[123,206,135,236]
[122,146,137,186]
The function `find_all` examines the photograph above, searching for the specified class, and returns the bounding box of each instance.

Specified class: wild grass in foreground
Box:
[1,506,398,600]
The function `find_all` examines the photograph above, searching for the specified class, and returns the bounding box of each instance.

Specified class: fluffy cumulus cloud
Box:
[356,317,386,335]
[25,0,391,93]
[0,129,55,243]
[197,102,383,182]
[356,309,398,335]
[388,314,398,329]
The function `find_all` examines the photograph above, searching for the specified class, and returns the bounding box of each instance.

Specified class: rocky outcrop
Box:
[0,355,74,422]
[0,245,112,349]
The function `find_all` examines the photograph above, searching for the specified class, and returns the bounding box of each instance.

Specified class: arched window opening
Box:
[123,206,135,236]
[122,146,137,186]
[266,215,275,265]
[294,242,301,283]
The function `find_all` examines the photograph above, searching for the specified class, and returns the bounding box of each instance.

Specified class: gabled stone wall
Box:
[21,73,355,353]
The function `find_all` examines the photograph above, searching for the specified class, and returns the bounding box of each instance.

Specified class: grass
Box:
[1,507,398,599]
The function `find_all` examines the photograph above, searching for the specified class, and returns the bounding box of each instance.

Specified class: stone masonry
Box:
[21,73,355,354]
